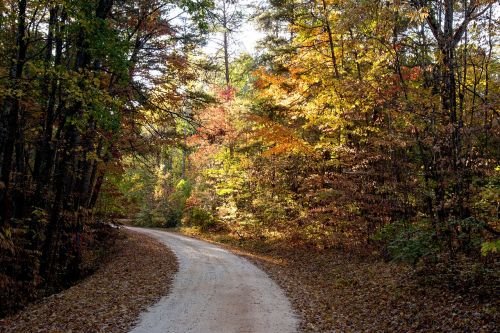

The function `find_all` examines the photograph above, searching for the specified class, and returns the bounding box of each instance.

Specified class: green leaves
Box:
[376,220,439,265]
[481,240,500,256]
[0,226,14,254]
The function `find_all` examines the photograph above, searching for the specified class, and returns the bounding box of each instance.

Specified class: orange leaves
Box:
[249,115,316,157]
[192,105,238,147]
[253,67,288,91]
[219,86,236,101]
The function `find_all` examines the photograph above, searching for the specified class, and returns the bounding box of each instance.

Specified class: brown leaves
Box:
[0,230,178,333]
[266,251,499,332]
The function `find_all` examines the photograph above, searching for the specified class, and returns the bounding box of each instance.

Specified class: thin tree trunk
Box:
[321,0,339,78]
[1,0,28,223]
[40,0,114,283]
[222,0,230,86]
[34,6,59,184]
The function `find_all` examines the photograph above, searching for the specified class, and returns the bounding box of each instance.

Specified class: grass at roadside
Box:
[180,227,498,332]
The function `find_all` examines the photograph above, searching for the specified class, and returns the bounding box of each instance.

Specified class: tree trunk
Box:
[0,0,28,223]
[223,0,230,86]
[40,0,115,284]
[321,0,339,78]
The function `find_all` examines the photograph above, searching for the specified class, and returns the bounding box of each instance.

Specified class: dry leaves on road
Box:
[0,229,178,333]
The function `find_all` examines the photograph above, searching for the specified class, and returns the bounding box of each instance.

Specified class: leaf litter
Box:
[181,229,498,333]
[0,230,178,333]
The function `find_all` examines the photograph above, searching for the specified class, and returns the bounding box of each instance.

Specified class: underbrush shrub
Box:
[415,254,499,301]
[79,222,120,276]
[164,179,191,228]
[135,207,173,227]
[374,220,439,266]
[183,206,221,232]
[0,211,47,317]
[95,177,131,219]
[375,218,499,295]
[135,209,155,227]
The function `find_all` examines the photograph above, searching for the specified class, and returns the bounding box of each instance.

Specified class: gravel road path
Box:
[126,227,298,333]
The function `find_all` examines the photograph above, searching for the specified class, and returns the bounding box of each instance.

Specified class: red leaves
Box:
[398,66,424,82]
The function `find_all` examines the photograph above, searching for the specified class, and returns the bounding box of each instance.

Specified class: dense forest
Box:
[0,0,212,314]
[0,0,499,321]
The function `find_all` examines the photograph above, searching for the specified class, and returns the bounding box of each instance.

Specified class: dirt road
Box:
[127,227,298,333]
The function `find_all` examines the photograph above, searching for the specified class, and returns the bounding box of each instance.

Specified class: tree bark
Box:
[321,0,340,78]
[223,0,230,86]
[0,0,28,223]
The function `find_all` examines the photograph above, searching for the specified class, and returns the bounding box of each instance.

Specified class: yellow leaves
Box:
[86,151,101,163]
[405,7,429,23]
[0,226,14,254]
[481,240,500,256]
[0,88,23,98]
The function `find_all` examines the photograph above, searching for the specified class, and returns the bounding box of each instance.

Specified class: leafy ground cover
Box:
[0,230,178,333]
[181,228,498,332]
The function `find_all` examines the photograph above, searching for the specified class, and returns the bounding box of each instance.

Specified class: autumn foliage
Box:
[184,0,499,285]
[1,0,498,322]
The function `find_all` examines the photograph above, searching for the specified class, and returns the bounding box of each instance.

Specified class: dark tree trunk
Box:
[0,0,28,223]
[33,6,60,186]
[321,0,340,78]
[40,0,114,284]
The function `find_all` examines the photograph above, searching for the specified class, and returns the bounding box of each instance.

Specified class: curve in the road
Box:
[126,227,298,333]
